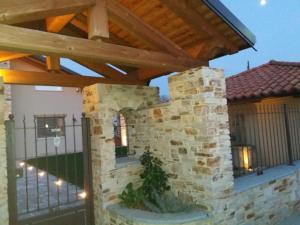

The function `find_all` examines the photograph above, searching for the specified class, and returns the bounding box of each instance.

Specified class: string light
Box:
[38,171,45,177]
[55,179,63,186]
[79,192,87,199]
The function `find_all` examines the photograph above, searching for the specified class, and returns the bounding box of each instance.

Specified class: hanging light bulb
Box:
[79,192,87,199]
[260,0,267,6]
[55,179,63,186]
[27,166,34,171]
[38,171,45,177]
[19,162,25,167]
[45,123,49,128]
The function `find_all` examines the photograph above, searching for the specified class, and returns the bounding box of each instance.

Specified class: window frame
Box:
[35,114,66,139]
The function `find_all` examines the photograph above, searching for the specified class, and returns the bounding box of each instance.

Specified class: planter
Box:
[106,204,211,225]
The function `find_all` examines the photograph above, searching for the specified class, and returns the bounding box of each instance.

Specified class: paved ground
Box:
[276,212,300,225]
[17,162,84,218]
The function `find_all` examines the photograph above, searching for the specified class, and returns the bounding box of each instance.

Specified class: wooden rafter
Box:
[0,69,144,87]
[0,0,95,24]
[106,0,189,57]
[0,51,29,62]
[88,0,109,40]
[188,40,224,59]
[71,16,132,47]
[46,14,75,33]
[160,0,239,52]
[0,24,204,71]
[74,60,141,82]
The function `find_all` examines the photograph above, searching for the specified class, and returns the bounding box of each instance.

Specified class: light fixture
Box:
[55,179,63,186]
[19,162,25,167]
[260,0,267,6]
[45,123,49,128]
[27,166,34,171]
[79,192,87,199]
[232,146,256,173]
[38,171,45,177]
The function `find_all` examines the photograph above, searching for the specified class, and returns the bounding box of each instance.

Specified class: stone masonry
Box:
[83,67,232,225]
[0,62,9,225]
[83,84,160,225]
[83,66,300,225]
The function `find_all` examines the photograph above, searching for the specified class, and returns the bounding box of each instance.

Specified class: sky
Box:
[61,0,300,97]
[151,0,300,96]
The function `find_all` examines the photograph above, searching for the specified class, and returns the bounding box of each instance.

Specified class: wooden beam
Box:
[106,0,189,57]
[0,24,205,71]
[74,60,141,82]
[88,0,109,40]
[160,0,239,52]
[0,51,29,62]
[128,69,168,81]
[71,16,132,47]
[46,14,75,33]
[0,69,144,87]
[46,56,60,71]
[0,0,95,24]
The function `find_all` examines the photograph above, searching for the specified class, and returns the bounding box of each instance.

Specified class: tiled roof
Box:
[226,60,300,101]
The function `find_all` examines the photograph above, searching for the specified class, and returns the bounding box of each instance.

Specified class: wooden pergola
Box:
[0,0,256,87]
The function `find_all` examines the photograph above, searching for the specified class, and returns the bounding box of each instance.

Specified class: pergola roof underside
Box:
[0,0,255,87]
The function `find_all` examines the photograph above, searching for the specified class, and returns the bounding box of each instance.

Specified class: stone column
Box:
[168,67,234,223]
[0,63,9,225]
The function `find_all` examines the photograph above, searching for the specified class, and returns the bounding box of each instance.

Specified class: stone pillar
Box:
[0,62,9,225]
[168,67,233,222]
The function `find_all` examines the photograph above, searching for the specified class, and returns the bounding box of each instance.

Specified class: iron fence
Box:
[229,103,300,177]
[6,114,94,225]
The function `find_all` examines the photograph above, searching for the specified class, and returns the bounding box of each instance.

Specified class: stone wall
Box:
[127,67,233,214]
[83,67,233,225]
[0,76,8,225]
[84,66,300,225]
[0,62,9,225]
[83,84,160,225]
[222,170,300,225]
[0,61,12,119]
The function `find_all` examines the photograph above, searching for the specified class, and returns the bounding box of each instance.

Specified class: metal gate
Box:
[6,114,94,225]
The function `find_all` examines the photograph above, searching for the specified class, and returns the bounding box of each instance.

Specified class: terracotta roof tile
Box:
[226,60,300,101]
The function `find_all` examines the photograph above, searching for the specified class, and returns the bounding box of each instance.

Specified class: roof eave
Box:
[202,0,256,50]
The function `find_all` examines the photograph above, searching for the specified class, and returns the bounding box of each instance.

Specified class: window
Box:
[35,86,63,91]
[113,113,129,157]
[36,115,65,138]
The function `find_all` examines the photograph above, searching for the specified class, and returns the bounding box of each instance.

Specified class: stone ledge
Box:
[116,156,140,168]
[107,204,210,225]
[234,160,300,193]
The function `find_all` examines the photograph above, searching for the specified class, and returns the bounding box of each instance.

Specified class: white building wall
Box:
[10,59,83,159]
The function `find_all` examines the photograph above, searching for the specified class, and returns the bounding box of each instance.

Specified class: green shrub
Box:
[119,151,194,213]
[139,151,170,202]
[119,183,143,208]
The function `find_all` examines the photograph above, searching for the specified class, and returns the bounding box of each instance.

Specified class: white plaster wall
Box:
[10,60,83,159]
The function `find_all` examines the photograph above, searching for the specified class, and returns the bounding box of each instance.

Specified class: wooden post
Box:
[88,0,109,40]
[46,56,60,71]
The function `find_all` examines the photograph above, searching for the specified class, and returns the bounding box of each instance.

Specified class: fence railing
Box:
[229,103,300,177]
